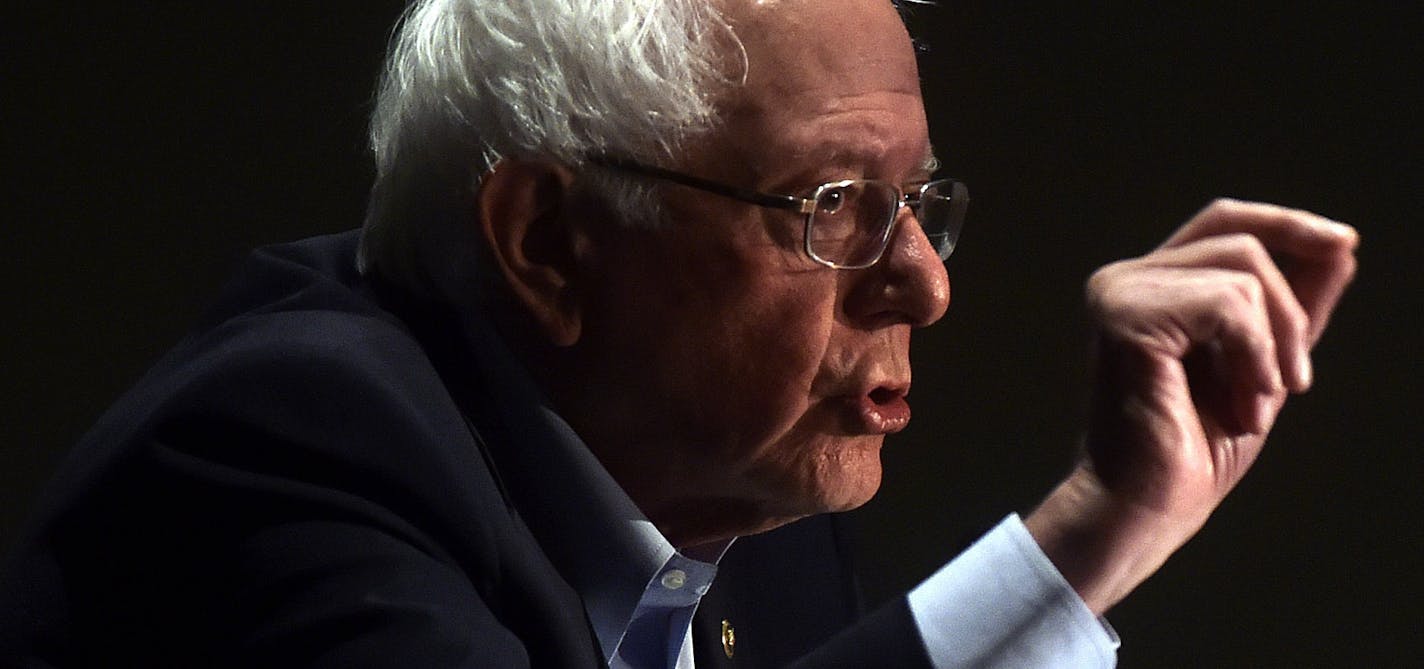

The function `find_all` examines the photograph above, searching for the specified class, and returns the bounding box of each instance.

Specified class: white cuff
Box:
[906,514,1120,668]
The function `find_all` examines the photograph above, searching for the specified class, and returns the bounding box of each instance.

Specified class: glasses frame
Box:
[587,155,966,270]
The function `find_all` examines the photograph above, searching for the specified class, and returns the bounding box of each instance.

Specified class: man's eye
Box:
[818,188,847,214]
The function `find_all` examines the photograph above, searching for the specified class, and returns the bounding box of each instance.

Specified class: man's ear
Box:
[475,159,587,347]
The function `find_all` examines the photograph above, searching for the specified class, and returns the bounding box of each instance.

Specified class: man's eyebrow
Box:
[781,142,940,188]
[811,143,940,175]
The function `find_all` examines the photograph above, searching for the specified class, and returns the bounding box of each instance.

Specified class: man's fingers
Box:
[1291,248,1358,345]
[1161,199,1357,255]
[1088,264,1285,427]
[1134,234,1313,392]
[1208,293,1286,436]
[1158,198,1359,350]
[1202,271,1285,435]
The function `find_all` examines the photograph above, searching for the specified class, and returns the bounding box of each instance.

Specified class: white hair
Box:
[358,0,740,303]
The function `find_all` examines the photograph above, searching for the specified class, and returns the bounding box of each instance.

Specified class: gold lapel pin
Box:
[720,619,736,659]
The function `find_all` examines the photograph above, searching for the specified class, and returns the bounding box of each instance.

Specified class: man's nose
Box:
[842,209,951,328]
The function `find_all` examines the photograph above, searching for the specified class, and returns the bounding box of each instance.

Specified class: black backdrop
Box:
[5,4,1420,666]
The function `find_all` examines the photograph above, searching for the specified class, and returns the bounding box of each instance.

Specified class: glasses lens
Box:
[917,180,968,260]
[807,180,899,268]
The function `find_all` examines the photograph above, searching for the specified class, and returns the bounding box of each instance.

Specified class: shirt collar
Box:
[455,310,723,661]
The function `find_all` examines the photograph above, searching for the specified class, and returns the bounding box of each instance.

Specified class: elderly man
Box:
[0,0,1357,667]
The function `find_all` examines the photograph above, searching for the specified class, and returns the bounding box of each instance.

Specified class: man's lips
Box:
[846,386,911,434]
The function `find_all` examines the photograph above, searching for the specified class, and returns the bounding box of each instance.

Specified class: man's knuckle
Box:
[1224,274,1265,310]
[1207,197,1239,212]
[1086,262,1124,293]
[1085,262,1142,319]
[1228,233,1269,262]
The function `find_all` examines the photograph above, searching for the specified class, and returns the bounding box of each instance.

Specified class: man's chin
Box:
[810,472,883,514]
[657,463,883,546]
[733,472,883,539]
[782,452,885,517]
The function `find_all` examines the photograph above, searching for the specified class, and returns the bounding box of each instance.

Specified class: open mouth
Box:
[868,386,901,406]
[853,386,911,434]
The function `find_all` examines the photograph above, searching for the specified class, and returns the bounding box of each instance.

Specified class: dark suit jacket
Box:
[0,232,929,668]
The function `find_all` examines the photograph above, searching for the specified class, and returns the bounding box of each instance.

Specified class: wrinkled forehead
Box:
[699,0,928,176]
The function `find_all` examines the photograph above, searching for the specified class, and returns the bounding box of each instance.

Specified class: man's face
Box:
[564,0,950,545]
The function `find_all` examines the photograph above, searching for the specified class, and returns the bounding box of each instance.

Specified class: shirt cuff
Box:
[906,514,1120,668]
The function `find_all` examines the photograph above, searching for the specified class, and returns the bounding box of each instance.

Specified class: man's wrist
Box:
[1024,465,1194,616]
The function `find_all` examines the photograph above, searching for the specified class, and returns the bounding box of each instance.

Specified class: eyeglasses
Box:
[588,156,968,270]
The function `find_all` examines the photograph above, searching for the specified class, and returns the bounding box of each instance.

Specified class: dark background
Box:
[5,3,1420,666]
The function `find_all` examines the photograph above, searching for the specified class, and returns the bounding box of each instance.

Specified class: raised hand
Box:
[1025,199,1359,614]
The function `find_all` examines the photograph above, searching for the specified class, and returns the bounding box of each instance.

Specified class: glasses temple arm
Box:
[587,155,812,214]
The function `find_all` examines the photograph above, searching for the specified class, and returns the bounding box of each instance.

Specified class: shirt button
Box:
[660,569,687,590]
